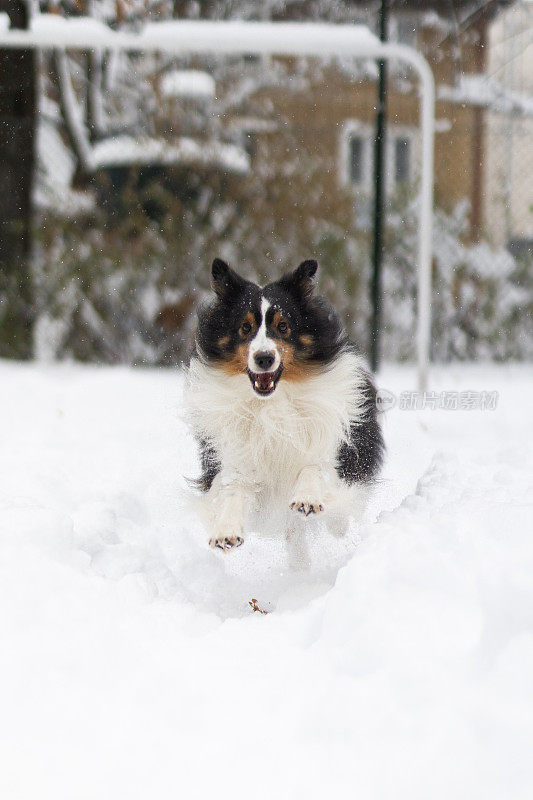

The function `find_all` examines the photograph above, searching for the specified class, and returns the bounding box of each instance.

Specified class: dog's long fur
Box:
[185,259,384,552]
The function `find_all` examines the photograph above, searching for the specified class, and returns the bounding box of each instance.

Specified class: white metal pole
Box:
[0,19,435,389]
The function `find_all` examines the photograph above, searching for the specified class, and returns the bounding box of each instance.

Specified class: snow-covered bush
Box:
[381,197,532,362]
[30,176,531,366]
[32,168,247,364]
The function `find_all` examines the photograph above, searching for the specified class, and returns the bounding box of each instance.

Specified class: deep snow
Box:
[0,360,532,799]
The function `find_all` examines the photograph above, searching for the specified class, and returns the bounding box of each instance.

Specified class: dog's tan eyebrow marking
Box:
[218,335,230,347]
[272,311,288,328]
[299,334,314,346]
[238,311,257,337]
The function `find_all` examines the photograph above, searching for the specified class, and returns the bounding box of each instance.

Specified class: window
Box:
[341,124,372,190]
[394,137,411,185]
[349,135,364,185]
[341,122,416,193]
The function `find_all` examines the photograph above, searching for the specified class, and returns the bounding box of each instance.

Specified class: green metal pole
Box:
[370,0,389,372]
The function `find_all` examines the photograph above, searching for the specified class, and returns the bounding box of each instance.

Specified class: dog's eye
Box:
[240,321,252,335]
[278,321,289,335]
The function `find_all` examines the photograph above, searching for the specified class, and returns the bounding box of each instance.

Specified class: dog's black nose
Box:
[254,351,275,371]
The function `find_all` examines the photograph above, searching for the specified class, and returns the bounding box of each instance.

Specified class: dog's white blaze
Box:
[247,296,280,373]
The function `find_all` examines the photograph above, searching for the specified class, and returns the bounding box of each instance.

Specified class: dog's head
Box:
[195,258,345,398]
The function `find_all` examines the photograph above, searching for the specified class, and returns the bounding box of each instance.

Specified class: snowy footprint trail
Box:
[71,491,364,618]
[1,361,532,799]
[0,361,366,618]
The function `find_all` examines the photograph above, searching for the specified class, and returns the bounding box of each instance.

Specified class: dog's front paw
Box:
[289,498,325,517]
[209,534,244,552]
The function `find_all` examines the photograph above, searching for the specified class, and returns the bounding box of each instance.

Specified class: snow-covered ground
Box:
[0,360,531,799]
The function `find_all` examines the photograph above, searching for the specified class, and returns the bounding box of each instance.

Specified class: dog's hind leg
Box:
[325,481,373,533]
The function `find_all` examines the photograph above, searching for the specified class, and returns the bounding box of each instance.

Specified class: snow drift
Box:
[0,361,532,799]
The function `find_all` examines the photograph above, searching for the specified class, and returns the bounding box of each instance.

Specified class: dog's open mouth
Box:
[247,365,283,397]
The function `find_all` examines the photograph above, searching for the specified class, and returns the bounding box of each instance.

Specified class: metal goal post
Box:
[0,17,435,389]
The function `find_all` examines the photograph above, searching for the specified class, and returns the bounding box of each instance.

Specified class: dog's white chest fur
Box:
[185,350,368,496]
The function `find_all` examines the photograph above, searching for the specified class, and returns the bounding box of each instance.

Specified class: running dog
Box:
[185,258,384,551]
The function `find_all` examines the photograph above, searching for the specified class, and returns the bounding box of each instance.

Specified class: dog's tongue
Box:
[256,372,274,391]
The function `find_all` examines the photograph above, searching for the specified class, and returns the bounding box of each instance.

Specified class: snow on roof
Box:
[0,14,380,58]
[92,135,249,174]
[31,13,113,43]
[439,75,533,117]
[160,70,215,100]
[141,20,379,58]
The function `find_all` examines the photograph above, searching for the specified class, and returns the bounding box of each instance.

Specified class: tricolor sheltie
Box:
[185,258,384,552]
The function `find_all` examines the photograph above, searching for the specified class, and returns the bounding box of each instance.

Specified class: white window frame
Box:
[339,121,374,191]
[341,121,419,193]
[387,125,419,190]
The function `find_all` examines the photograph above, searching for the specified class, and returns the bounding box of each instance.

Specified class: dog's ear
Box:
[211,258,246,300]
[279,260,318,299]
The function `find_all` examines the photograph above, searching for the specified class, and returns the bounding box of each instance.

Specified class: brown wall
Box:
[232,19,488,241]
